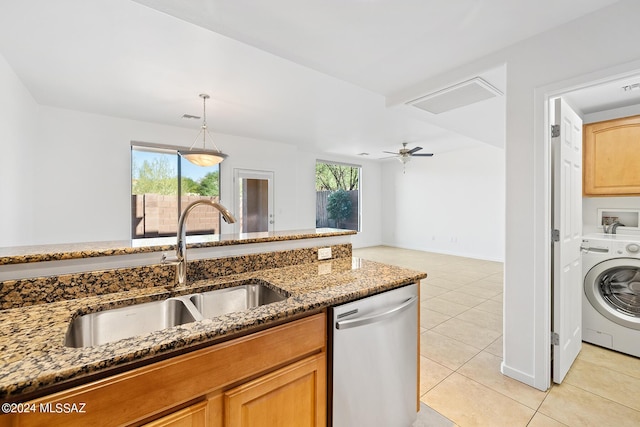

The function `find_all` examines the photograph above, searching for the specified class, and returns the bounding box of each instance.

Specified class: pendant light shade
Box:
[180,150,227,167]
[179,94,227,166]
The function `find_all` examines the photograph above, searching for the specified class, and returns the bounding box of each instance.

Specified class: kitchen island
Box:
[0,230,425,426]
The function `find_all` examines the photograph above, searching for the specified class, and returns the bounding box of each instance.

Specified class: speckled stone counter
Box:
[0,257,426,402]
[0,228,355,265]
[0,243,353,310]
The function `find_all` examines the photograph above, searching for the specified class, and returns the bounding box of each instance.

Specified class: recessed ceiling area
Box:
[0,0,624,159]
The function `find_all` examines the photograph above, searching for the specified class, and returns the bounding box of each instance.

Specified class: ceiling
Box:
[0,0,624,159]
[563,75,640,116]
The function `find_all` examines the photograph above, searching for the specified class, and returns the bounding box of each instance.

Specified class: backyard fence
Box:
[315,190,359,231]
[132,194,221,238]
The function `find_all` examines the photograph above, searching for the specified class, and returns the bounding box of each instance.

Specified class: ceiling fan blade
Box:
[382,151,399,155]
[380,155,398,159]
[412,153,434,157]
[407,146,423,154]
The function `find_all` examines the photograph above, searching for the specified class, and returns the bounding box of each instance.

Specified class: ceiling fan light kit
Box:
[383,142,433,173]
[383,142,434,161]
[179,94,228,166]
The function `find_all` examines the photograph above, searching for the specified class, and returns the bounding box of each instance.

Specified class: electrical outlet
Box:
[318,247,332,260]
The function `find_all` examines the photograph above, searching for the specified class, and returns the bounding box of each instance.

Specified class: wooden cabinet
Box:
[224,353,325,427]
[2,313,326,427]
[143,402,207,427]
[583,115,640,196]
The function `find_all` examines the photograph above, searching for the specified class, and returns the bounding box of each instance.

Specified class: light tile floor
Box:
[353,246,640,427]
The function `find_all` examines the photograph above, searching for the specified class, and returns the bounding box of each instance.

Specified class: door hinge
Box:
[551,124,560,138]
[551,332,560,346]
[552,229,560,242]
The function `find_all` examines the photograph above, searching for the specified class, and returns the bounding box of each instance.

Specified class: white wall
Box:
[389,0,640,390]
[502,3,640,390]
[216,134,383,248]
[583,196,640,234]
[0,53,39,247]
[584,104,640,124]
[1,79,383,246]
[28,106,199,244]
[381,144,504,261]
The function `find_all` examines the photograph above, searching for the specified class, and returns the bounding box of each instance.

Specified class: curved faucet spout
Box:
[174,200,236,287]
[610,221,625,235]
[603,220,625,235]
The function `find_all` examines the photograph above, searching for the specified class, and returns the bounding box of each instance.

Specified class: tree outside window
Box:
[315,162,360,231]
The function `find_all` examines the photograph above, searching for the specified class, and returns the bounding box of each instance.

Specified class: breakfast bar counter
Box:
[0,256,425,402]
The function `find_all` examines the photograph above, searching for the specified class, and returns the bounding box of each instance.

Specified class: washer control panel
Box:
[581,237,640,258]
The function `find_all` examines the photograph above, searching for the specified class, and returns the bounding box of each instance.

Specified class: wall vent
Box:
[406,77,503,114]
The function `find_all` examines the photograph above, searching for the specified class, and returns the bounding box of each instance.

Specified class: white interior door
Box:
[552,97,583,384]
[233,169,274,233]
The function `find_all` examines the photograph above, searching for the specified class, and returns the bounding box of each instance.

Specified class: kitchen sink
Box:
[65,282,288,348]
[189,283,287,318]
[65,297,201,348]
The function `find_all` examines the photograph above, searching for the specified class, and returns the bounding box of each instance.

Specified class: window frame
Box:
[131,141,222,240]
[315,159,362,232]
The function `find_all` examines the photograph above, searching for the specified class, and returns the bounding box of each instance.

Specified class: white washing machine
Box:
[581,234,640,357]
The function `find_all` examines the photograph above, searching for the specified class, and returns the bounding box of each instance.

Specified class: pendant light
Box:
[179,93,227,166]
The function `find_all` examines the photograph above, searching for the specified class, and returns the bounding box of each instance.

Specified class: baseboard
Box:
[376,242,504,263]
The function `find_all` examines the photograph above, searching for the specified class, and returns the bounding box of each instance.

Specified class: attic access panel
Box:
[407,77,503,114]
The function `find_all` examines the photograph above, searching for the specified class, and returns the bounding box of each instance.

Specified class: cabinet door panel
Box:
[224,354,326,427]
[584,115,640,196]
[143,401,207,427]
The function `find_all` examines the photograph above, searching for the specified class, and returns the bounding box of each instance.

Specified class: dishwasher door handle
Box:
[335,296,418,330]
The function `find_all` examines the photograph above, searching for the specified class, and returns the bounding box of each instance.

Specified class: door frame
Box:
[232,168,275,234]
[537,62,640,390]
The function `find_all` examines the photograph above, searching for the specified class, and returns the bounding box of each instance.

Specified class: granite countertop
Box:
[0,257,426,402]
[0,228,356,265]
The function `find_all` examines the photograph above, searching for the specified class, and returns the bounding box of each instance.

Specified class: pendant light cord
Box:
[186,93,223,153]
[201,94,208,148]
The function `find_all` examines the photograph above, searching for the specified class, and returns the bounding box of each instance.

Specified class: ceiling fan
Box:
[383,142,434,164]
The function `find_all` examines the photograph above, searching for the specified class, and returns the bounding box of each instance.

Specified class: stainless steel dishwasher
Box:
[329,283,418,427]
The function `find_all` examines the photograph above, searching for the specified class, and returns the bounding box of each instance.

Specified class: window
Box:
[131,143,220,239]
[315,161,360,231]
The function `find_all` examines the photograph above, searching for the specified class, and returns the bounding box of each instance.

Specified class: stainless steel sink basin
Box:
[65,297,201,348]
[189,283,287,318]
[65,282,287,347]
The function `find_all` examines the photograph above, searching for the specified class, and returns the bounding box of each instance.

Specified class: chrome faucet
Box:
[604,220,625,234]
[163,200,236,287]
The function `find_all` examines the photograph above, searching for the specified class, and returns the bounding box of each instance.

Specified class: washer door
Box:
[585,258,640,330]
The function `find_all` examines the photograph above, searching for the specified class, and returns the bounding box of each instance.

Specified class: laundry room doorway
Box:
[543,63,640,390]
